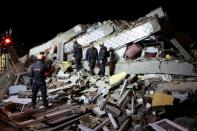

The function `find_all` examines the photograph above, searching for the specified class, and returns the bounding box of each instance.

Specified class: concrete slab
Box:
[93,107,106,117]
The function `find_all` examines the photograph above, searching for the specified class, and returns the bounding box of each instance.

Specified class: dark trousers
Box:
[75,58,82,71]
[89,60,96,75]
[32,82,48,108]
[99,61,106,76]
[109,61,116,76]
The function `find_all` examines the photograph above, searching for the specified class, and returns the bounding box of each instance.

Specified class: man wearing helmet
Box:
[29,53,50,110]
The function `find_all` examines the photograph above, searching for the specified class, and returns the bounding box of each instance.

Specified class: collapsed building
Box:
[0,7,197,131]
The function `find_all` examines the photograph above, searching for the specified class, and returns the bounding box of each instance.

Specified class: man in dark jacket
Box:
[30,54,50,110]
[85,42,98,75]
[98,42,109,76]
[73,39,83,71]
[109,47,118,76]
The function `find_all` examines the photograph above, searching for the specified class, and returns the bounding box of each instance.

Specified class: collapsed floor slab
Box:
[83,60,197,76]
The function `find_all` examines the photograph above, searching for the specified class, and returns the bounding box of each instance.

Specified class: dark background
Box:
[0,0,196,56]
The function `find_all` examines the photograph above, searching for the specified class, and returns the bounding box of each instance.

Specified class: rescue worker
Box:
[30,54,50,110]
[98,42,109,76]
[73,39,83,71]
[109,47,118,76]
[85,42,98,75]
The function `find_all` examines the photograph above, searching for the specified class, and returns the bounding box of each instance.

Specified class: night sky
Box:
[0,0,196,56]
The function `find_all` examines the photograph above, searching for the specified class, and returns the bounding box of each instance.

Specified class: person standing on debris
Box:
[108,47,118,76]
[85,42,98,75]
[98,42,109,76]
[30,54,50,110]
[73,39,83,71]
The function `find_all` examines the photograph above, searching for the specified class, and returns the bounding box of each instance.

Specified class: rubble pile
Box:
[1,68,197,130]
[1,7,197,131]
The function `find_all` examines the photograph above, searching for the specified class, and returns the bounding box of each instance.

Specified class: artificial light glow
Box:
[4,38,11,44]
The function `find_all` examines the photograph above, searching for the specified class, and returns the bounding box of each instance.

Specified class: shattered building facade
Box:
[0,7,197,131]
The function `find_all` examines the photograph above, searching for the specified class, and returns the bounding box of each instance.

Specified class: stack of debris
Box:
[1,67,197,130]
[1,7,197,131]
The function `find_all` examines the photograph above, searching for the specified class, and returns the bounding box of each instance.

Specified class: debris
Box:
[131,96,135,114]
[89,76,98,84]
[118,118,130,131]
[9,85,27,95]
[145,103,152,109]
[157,82,197,92]
[3,95,31,104]
[78,124,93,131]
[79,115,99,128]
[152,92,174,106]
[170,38,192,61]
[98,98,107,111]
[1,6,197,131]
[109,72,127,86]
[125,44,142,59]
[149,118,188,131]
[93,107,106,117]
[107,113,119,129]
[102,126,110,131]
[80,95,90,104]
[93,118,110,131]
[105,104,121,117]
[120,79,128,96]
[57,71,70,79]
[141,46,159,58]
[96,80,111,90]
[143,74,172,82]
[117,89,132,107]
[136,98,143,105]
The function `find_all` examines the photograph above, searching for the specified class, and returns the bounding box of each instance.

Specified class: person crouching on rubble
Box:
[85,42,98,75]
[98,42,109,77]
[29,54,51,110]
[73,39,83,71]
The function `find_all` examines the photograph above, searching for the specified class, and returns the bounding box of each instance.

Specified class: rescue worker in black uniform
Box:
[85,42,98,75]
[98,42,109,76]
[30,54,50,110]
[73,39,83,71]
[109,47,118,76]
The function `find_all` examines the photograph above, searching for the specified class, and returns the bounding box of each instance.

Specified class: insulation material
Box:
[103,18,160,49]
[77,21,114,46]
[3,95,31,104]
[60,61,72,72]
[64,22,114,52]
[9,85,27,95]
[143,74,172,82]
[109,72,127,86]
[152,92,174,106]
[149,118,188,131]
[141,46,159,57]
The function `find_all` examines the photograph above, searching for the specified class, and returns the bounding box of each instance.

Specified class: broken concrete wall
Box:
[83,60,197,76]
[65,17,161,61]
[29,24,85,56]
[64,21,114,54]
